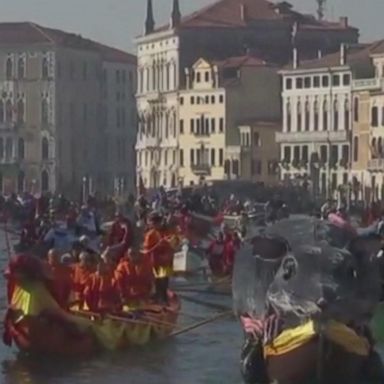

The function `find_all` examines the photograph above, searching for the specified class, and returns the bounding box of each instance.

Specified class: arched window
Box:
[297,101,302,132]
[333,99,339,130]
[354,97,359,122]
[304,100,310,131]
[372,106,379,127]
[372,137,377,159]
[323,100,328,131]
[353,136,359,162]
[152,63,157,90]
[41,170,49,192]
[5,138,13,159]
[17,57,25,79]
[42,137,49,160]
[41,99,49,124]
[286,101,291,132]
[18,138,25,160]
[17,99,24,123]
[165,113,169,138]
[314,99,319,131]
[5,100,12,122]
[172,111,177,137]
[6,57,13,79]
[166,64,170,90]
[0,100,4,122]
[17,171,25,193]
[379,137,383,158]
[139,68,144,93]
[42,57,49,79]
[344,99,350,131]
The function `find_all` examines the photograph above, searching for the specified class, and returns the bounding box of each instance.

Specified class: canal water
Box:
[0,233,243,384]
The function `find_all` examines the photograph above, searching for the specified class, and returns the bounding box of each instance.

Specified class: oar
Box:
[179,294,232,311]
[169,310,233,337]
[175,288,231,296]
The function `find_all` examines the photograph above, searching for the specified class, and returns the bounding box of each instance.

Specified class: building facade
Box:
[277,44,374,197]
[136,0,358,189]
[0,23,137,197]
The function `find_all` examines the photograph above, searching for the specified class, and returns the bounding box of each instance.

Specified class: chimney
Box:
[145,0,155,35]
[340,43,347,66]
[240,4,247,22]
[170,0,181,29]
[318,49,323,59]
[293,48,299,69]
[339,17,348,28]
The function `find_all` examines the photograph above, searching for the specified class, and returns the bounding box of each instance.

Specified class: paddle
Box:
[169,310,233,337]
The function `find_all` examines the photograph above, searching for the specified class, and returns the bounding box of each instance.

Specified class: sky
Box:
[0,0,383,54]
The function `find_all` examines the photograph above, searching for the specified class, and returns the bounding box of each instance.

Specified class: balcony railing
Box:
[352,78,381,91]
[275,130,348,144]
[191,163,211,175]
[368,158,384,171]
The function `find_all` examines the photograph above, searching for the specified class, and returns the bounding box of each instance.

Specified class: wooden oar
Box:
[169,310,233,337]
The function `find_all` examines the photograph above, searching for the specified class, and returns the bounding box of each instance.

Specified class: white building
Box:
[276,44,373,197]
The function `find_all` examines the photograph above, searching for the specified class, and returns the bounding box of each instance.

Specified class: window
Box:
[320,145,327,163]
[343,74,350,86]
[378,138,383,158]
[205,71,210,82]
[372,138,377,159]
[331,174,337,191]
[17,57,25,79]
[180,149,184,167]
[41,99,49,124]
[332,75,340,86]
[180,119,184,134]
[284,146,291,162]
[353,137,359,162]
[286,101,291,132]
[180,97,184,105]
[196,72,201,83]
[333,100,339,130]
[296,78,303,89]
[190,119,195,133]
[211,96,215,104]
[205,96,209,104]
[219,95,224,103]
[82,62,87,80]
[304,77,311,88]
[211,118,216,133]
[354,97,359,122]
[196,118,201,134]
[285,78,292,90]
[190,149,194,165]
[6,57,13,79]
[314,100,319,131]
[164,151,168,166]
[18,138,25,160]
[331,145,339,165]
[344,100,350,130]
[302,145,308,163]
[342,144,349,162]
[219,118,224,133]
[41,170,49,192]
[17,99,24,123]
[197,97,201,105]
[211,149,216,166]
[372,106,379,127]
[323,100,328,131]
[253,132,260,146]
[42,137,49,160]
[252,160,262,175]
[205,118,210,134]
[191,96,195,105]
[5,100,12,122]
[293,146,300,162]
[313,76,320,88]
[219,149,224,166]
[322,75,329,87]
[116,70,120,83]
[304,100,310,131]
[297,101,302,132]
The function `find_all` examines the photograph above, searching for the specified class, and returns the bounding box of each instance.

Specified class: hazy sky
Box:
[0,0,383,54]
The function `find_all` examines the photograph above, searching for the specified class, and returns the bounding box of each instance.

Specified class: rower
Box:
[46,249,72,308]
[114,247,154,310]
[83,260,120,314]
[143,211,173,305]
[107,211,133,259]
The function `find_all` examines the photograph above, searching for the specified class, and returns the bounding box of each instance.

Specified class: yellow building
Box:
[178,55,281,186]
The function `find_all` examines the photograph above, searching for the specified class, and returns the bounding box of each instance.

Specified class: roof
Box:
[0,22,136,64]
[282,42,378,71]
[214,54,269,68]
[153,0,356,32]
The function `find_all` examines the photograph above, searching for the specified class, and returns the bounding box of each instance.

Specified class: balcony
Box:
[353,78,382,91]
[368,158,384,171]
[146,91,161,102]
[275,130,348,144]
[191,163,211,176]
[136,135,160,149]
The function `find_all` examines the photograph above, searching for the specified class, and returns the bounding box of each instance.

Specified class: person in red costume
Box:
[107,212,133,259]
[207,232,226,276]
